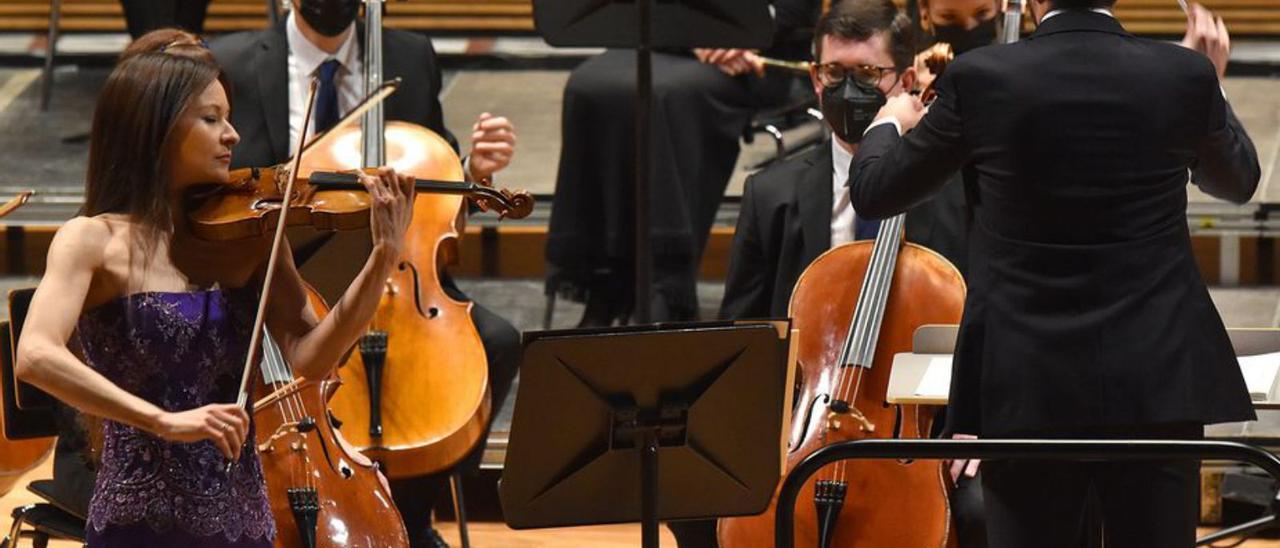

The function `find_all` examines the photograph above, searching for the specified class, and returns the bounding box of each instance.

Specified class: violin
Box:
[718,216,965,547]
[187,165,532,241]
[913,43,954,106]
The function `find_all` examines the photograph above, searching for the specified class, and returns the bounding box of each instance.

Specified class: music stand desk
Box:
[886,326,1280,408]
[500,321,795,548]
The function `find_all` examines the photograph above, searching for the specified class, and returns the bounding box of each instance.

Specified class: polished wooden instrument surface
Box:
[719,214,966,547]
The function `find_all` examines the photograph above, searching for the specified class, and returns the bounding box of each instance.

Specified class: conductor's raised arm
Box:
[849,69,967,220]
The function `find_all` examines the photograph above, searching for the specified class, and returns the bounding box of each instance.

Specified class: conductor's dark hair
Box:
[1051,0,1118,9]
[813,0,917,70]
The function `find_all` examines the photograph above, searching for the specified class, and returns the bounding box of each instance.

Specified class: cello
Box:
[315,0,495,479]
[718,213,966,546]
[250,284,410,548]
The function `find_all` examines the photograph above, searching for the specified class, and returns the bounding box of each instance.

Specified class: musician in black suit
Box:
[544,0,822,326]
[718,2,980,546]
[211,3,519,547]
[849,0,1261,545]
[117,0,211,39]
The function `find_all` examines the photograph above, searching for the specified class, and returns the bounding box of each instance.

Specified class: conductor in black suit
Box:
[849,0,1261,545]
[211,3,519,547]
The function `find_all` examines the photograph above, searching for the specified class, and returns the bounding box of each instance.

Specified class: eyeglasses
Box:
[812,62,898,89]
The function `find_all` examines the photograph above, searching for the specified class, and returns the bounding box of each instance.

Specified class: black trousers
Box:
[117,0,212,39]
[545,49,796,321]
[981,423,1202,548]
[389,295,522,548]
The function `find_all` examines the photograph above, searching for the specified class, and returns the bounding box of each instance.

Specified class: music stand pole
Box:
[634,0,653,324]
[641,428,659,548]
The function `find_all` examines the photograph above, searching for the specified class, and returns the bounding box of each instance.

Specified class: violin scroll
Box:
[913,43,955,106]
[472,187,535,220]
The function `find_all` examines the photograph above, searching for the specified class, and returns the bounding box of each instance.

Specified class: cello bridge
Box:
[256,421,303,453]
[827,405,876,433]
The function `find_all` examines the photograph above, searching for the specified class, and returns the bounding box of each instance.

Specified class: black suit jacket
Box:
[850,11,1261,435]
[210,21,454,169]
[720,144,969,320]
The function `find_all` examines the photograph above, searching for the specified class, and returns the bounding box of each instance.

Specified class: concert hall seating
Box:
[0,0,535,34]
[0,0,1276,36]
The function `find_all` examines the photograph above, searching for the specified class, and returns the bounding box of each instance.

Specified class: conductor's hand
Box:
[362,167,416,268]
[947,433,981,484]
[468,112,517,184]
[875,93,926,135]
[694,48,765,78]
[153,404,250,460]
[1181,3,1230,80]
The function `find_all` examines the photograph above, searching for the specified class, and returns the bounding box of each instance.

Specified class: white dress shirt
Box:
[286,12,364,152]
[831,137,860,247]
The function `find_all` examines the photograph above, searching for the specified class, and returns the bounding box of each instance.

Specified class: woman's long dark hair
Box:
[81,53,221,238]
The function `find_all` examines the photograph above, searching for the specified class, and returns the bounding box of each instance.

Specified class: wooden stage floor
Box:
[0,458,678,547]
[4,459,1280,547]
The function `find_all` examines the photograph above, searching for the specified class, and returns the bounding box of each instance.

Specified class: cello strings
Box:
[835,214,906,481]
[830,225,890,479]
[262,331,319,489]
[847,215,904,407]
[836,215,896,404]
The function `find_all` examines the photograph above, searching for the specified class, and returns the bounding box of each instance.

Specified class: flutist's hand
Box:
[1181,3,1230,80]
[695,48,765,77]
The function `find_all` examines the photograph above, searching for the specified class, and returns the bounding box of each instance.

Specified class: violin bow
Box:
[298,78,400,159]
[0,191,33,219]
[227,79,321,472]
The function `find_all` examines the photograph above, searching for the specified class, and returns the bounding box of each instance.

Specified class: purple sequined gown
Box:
[76,289,275,547]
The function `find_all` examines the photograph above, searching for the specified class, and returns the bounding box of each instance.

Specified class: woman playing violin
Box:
[14,48,415,547]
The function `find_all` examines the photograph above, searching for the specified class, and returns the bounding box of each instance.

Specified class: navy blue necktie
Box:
[314,59,341,134]
[854,217,881,241]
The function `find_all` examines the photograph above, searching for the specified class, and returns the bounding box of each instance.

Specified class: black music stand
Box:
[499,321,795,548]
[532,0,774,323]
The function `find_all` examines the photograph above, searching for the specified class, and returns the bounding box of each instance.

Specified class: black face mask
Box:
[820,77,887,144]
[932,16,998,55]
[298,0,360,37]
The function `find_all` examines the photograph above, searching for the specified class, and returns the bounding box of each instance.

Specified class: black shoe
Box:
[426,528,450,548]
[410,527,451,548]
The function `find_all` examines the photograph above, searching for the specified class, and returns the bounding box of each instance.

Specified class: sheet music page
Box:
[1237,352,1280,402]
[914,355,953,397]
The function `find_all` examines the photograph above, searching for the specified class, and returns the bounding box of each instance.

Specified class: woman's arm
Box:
[16,217,249,458]
[265,167,415,380]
